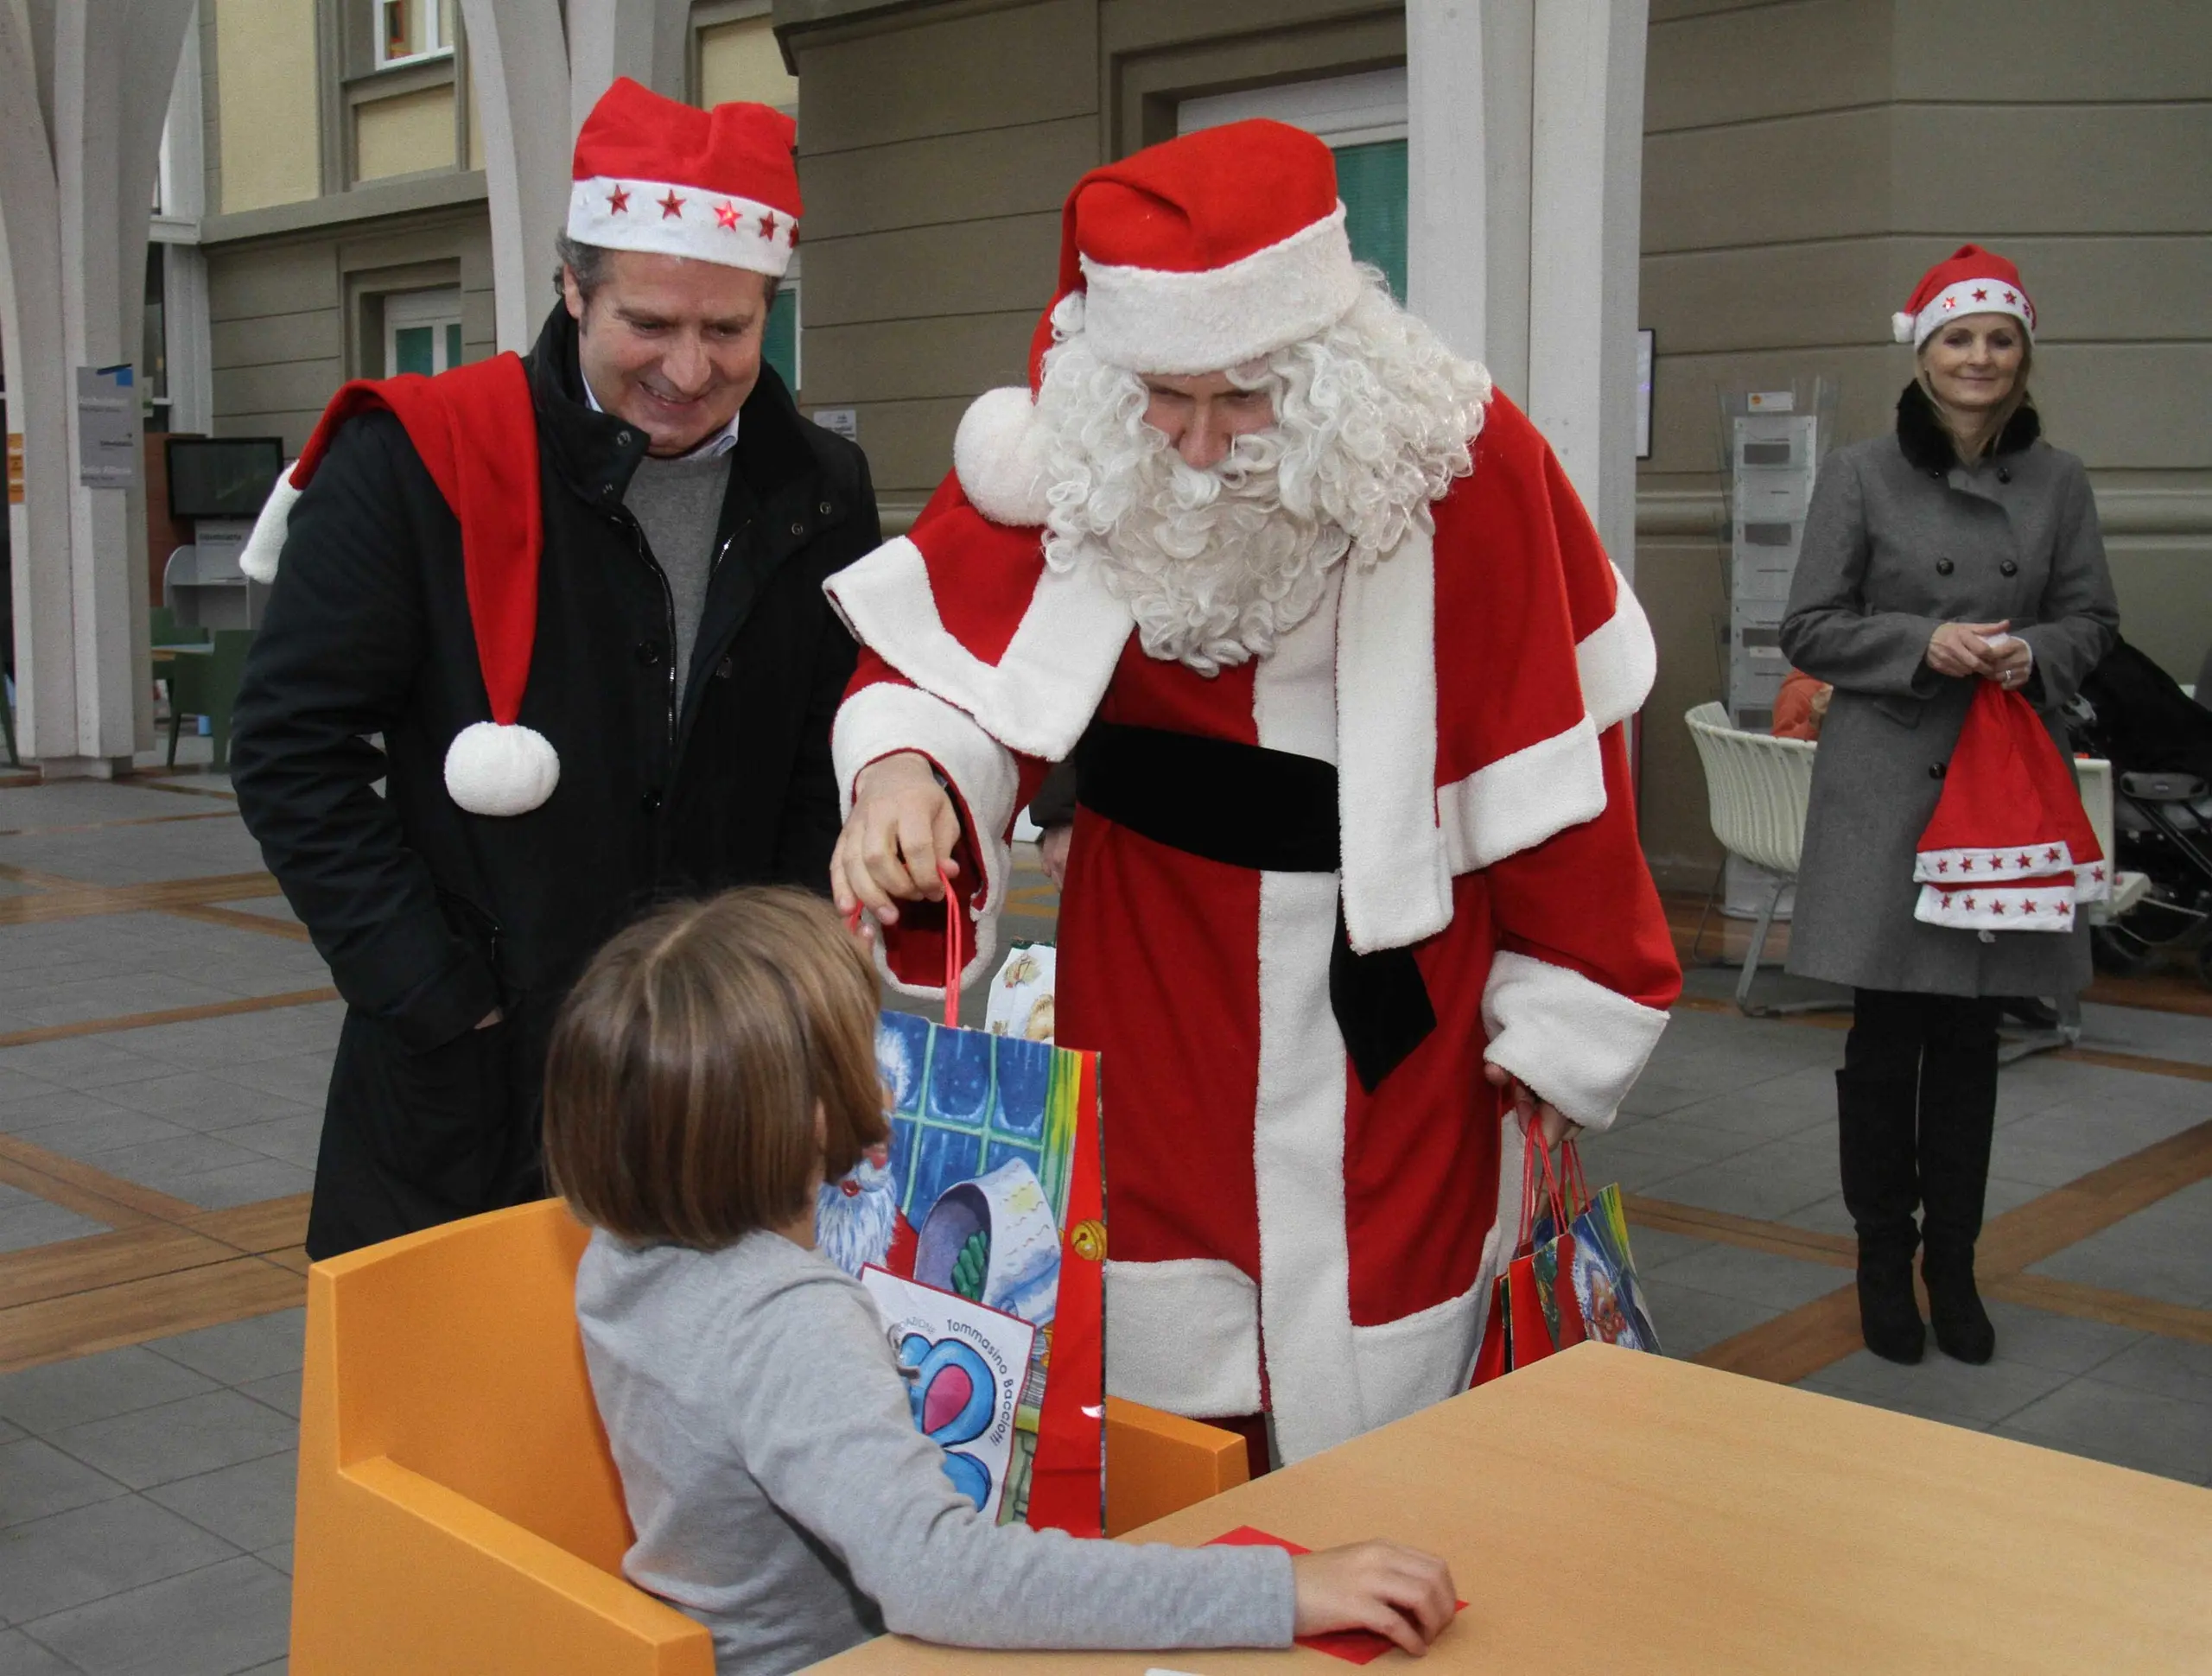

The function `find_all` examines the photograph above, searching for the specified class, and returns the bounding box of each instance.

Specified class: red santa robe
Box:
[825,391,1681,1463]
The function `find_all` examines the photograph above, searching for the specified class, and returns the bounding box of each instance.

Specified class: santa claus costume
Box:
[826,121,1680,1463]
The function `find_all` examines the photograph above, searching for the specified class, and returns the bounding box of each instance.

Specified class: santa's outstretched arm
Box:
[831,649,1051,996]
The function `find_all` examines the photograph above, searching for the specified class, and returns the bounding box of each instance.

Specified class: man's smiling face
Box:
[563,249,774,456]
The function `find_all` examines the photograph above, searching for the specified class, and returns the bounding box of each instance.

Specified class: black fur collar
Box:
[1896,378,2041,474]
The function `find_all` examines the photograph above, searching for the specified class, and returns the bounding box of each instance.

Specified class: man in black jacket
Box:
[231,84,875,1257]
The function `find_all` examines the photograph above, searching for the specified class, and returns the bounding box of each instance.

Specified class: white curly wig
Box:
[1030,269,1492,676]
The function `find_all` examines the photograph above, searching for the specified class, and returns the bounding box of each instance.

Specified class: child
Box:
[547,888,1458,1676]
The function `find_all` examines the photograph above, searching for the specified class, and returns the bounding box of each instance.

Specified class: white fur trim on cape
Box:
[823,536,1133,763]
[567,176,796,277]
[1251,864,1358,1463]
[1480,950,1669,1130]
[1337,524,1452,954]
[1103,1259,1262,1417]
[832,681,1015,996]
[1914,881,2079,932]
[238,472,302,583]
[1438,716,1606,877]
[1080,204,1363,376]
[442,721,559,816]
[1576,569,1657,732]
[953,387,1053,528]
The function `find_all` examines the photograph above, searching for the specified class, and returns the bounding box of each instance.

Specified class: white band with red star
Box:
[1897,278,2035,346]
[566,177,797,278]
[1913,840,2085,886]
[1915,880,2079,932]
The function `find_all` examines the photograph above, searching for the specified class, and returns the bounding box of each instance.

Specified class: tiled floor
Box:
[0,751,2206,1672]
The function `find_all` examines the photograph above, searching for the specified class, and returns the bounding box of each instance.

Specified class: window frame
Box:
[383,285,465,378]
[373,0,454,72]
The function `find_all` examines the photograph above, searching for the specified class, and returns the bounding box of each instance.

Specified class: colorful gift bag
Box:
[1474,1132,1659,1383]
[821,900,1106,1534]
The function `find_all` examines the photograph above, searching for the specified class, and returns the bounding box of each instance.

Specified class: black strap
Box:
[1074,722,1435,1092]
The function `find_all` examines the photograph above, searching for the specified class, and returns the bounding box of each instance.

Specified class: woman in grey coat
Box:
[1780,245,2119,1366]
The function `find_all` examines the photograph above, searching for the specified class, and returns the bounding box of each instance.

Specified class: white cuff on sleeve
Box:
[1479,951,1669,1131]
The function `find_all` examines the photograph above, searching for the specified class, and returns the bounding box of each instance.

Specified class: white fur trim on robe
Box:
[823,536,1133,763]
[1336,524,1452,954]
[1103,1259,1262,1417]
[1480,950,1670,1130]
[831,682,1016,995]
[238,472,303,583]
[1577,567,1657,732]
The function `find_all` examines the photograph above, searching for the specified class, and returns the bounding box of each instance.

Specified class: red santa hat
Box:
[237,356,558,818]
[957,119,1363,526]
[1913,681,2107,933]
[1892,244,2036,350]
[566,78,800,278]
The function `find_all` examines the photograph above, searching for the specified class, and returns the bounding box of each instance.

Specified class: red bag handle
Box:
[843,863,966,1029]
[1517,1126,1573,1245]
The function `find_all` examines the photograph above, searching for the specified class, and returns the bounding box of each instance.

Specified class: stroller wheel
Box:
[2091,924,2158,977]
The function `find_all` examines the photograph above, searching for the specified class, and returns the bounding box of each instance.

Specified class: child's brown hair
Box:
[543,887,887,1248]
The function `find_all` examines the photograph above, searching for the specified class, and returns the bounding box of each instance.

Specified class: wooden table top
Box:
[810,1343,2211,1674]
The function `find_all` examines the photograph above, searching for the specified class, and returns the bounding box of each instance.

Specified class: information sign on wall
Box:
[76,365,142,489]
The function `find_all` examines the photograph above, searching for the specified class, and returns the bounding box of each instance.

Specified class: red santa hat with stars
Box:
[1892,244,2036,350]
[567,77,800,277]
[1913,682,2107,933]
[956,119,1364,526]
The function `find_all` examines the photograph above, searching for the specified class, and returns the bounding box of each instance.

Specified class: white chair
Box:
[1683,702,1838,1016]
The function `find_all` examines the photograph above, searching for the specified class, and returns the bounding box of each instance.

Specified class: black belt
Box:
[1074,721,1436,1092]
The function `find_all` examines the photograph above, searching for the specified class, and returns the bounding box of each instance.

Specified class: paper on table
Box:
[1207,1527,1466,1666]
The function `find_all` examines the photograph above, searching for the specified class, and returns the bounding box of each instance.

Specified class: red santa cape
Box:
[823,390,1681,1462]
[1913,680,2108,931]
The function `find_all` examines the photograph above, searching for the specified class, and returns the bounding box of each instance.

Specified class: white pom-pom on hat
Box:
[238,472,302,583]
[953,386,1054,528]
[443,721,560,817]
[1891,311,1917,345]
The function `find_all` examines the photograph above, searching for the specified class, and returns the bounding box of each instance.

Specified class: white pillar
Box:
[564,0,691,136]
[1527,0,1648,584]
[0,0,194,776]
[459,0,572,353]
[1408,0,1648,584]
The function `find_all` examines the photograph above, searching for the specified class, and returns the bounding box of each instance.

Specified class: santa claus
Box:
[826,119,1681,1466]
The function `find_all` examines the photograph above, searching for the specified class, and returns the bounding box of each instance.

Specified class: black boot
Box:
[1918,999,2001,1363]
[1837,994,1927,1363]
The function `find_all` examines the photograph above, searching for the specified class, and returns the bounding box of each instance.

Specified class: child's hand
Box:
[1290,1541,1457,1656]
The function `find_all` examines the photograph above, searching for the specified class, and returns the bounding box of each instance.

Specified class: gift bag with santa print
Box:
[817,1002,1105,1536]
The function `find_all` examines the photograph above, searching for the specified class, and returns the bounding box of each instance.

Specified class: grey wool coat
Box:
[1780,384,2120,998]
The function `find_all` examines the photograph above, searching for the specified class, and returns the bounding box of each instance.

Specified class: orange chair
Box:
[290,1198,1248,1675]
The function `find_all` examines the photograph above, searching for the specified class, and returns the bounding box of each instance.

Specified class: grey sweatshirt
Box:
[575,1228,1294,1676]
[623,449,728,694]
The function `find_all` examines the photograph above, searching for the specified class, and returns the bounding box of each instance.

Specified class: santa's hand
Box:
[1484,1062,1579,1149]
[1039,823,1073,891]
[832,752,962,931]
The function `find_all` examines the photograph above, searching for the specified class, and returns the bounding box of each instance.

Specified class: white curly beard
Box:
[1032,274,1492,677]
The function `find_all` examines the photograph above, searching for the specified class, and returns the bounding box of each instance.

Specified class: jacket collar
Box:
[524,301,820,511]
[1895,378,2042,476]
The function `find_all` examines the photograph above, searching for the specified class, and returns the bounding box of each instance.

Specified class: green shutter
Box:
[1335,139,1408,302]
[765,288,799,393]
[445,322,463,369]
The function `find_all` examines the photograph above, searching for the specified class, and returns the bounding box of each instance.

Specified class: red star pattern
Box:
[1973,288,1989,302]
[2044,847,2062,863]
[714,200,741,230]
[1936,859,1952,874]
[1964,896,1979,911]
[1942,296,1958,311]
[607,185,631,214]
[759,211,780,239]
[2014,853,2033,870]
[658,190,685,219]
[2004,290,2018,304]
[2091,865,2107,883]
[1991,900,2007,916]
[2022,899,2038,915]
[1961,857,1977,872]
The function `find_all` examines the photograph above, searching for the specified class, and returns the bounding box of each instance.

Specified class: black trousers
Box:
[1835,989,2001,1270]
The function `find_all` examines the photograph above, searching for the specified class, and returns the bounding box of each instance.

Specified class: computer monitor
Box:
[165,436,286,521]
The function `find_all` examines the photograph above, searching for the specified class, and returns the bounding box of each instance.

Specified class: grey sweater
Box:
[575,1228,1294,1676]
